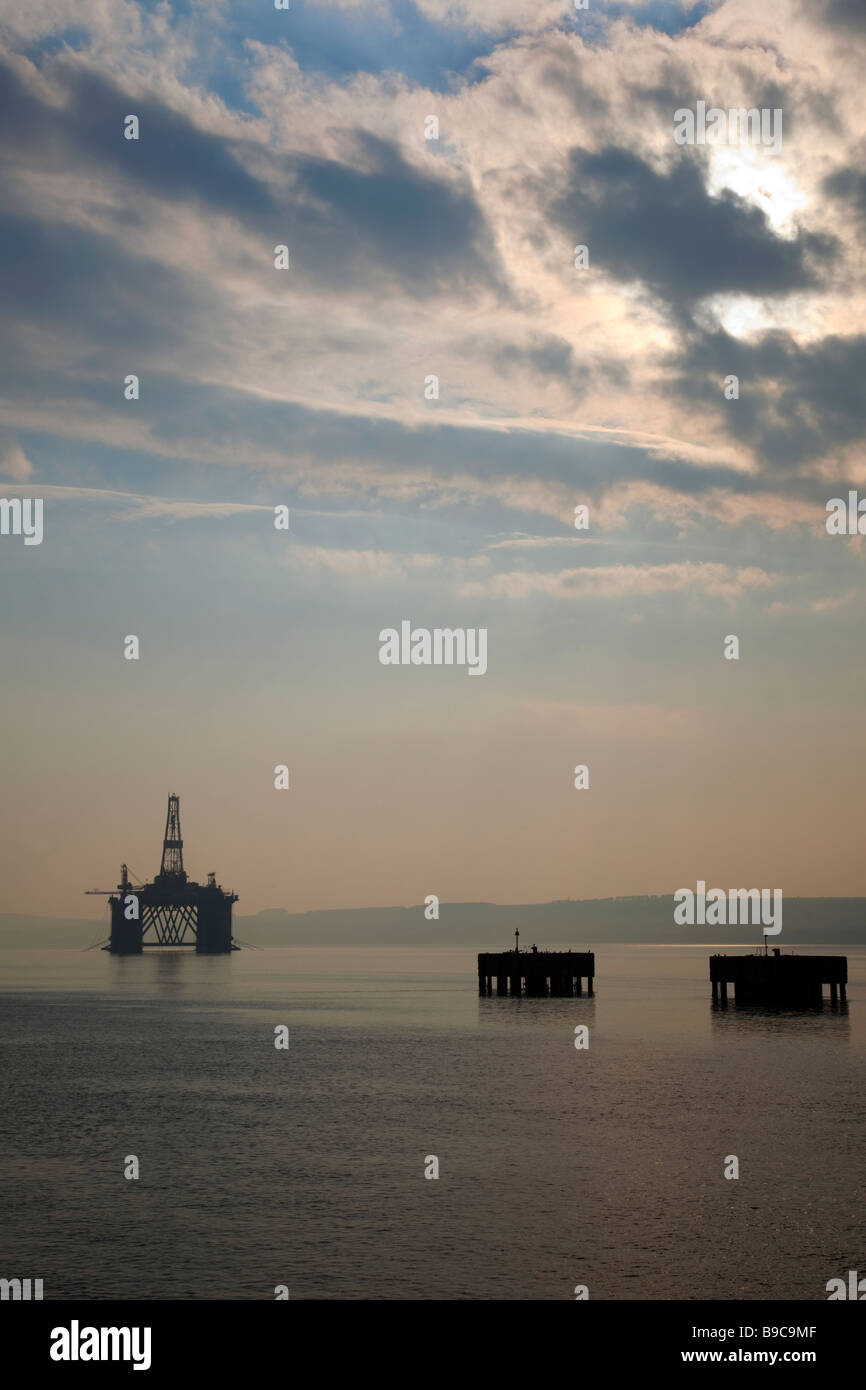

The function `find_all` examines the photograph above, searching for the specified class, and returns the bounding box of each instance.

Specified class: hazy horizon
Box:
[4,892,865,950]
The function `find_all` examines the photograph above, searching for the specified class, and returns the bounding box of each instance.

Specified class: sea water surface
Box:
[1,944,864,1300]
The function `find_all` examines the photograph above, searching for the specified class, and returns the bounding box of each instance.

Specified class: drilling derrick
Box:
[158,794,186,883]
[96,795,238,955]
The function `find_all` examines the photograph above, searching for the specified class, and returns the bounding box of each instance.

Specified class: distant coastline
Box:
[3,896,865,948]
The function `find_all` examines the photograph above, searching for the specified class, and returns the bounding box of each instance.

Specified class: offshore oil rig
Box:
[88,795,238,955]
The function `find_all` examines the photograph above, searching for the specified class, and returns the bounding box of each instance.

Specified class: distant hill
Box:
[239,897,866,946]
[3,897,864,948]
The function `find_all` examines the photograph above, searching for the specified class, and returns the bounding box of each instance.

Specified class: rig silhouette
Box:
[87,794,238,954]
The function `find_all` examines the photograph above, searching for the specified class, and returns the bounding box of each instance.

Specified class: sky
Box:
[1,0,865,918]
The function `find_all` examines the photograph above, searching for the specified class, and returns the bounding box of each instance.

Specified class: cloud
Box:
[286,544,491,580]
[548,146,836,313]
[824,156,866,231]
[666,327,866,472]
[0,481,272,520]
[288,546,441,579]
[0,430,32,479]
[283,130,506,296]
[458,561,778,599]
[485,535,599,550]
[0,52,503,302]
[0,0,861,625]
[0,54,274,217]
[815,0,866,35]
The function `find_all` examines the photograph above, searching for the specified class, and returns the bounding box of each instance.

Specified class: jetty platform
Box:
[478,948,594,997]
[710,949,847,1007]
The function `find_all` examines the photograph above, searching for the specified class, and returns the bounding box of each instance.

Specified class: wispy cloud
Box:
[0,430,32,480]
[0,481,272,521]
[458,562,779,600]
[286,545,491,580]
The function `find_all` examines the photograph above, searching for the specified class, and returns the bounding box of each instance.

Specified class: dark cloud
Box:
[0,54,504,301]
[0,214,205,368]
[823,157,866,229]
[0,56,274,218]
[666,327,866,473]
[812,0,866,34]
[285,131,503,297]
[549,146,835,311]
[480,333,630,402]
[493,333,576,380]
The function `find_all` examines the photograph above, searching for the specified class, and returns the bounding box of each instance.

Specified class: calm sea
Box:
[1,944,864,1300]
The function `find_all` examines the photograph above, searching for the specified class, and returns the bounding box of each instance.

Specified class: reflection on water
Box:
[479,995,597,1028]
[0,944,864,1300]
[711,1001,850,1037]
